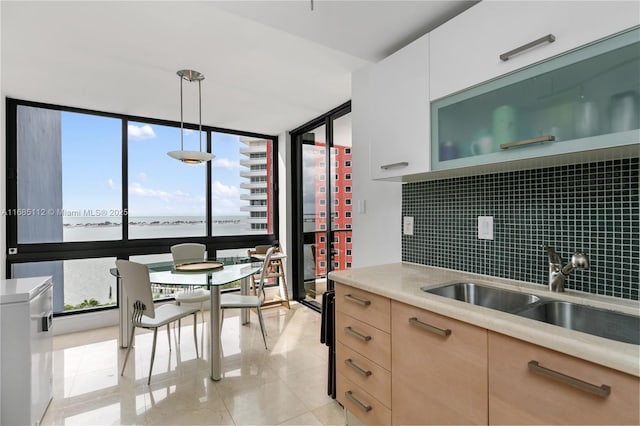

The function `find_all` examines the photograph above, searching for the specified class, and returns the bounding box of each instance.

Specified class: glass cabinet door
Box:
[431,27,640,171]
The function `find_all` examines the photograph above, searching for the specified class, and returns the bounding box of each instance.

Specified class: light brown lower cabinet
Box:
[334,282,639,425]
[335,283,391,425]
[391,301,488,425]
[488,331,640,425]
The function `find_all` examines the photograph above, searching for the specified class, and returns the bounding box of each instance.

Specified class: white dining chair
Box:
[170,243,210,329]
[220,246,274,350]
[116,259,199,385]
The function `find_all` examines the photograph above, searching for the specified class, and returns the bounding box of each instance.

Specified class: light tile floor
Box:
[43,303,344,425]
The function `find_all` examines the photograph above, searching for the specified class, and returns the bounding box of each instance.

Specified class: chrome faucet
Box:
[545,246,589,292]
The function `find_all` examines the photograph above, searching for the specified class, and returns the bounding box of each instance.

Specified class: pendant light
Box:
[167,69,214,164]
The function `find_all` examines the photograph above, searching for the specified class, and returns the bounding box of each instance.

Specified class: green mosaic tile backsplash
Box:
[402,157,639,300]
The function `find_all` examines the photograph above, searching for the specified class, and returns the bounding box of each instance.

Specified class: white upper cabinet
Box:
[430,1,640,101]
[361,34,430,180]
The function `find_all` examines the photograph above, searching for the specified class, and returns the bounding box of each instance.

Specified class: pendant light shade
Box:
[167,69,214,164]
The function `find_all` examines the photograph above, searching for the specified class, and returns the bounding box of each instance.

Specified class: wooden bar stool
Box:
[248,245,290,309]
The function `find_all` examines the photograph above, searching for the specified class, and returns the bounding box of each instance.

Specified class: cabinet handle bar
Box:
[528,360,611,398]
[345,391,373,412]
[345,358,373,377]
[380,161,409,170]
[345,294,371,306]
[344,326,372,341]
[409,317,452,337]
[500,34,556,61]
[500,135,555,150]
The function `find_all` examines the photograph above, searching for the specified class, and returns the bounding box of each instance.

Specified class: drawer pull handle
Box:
[528,360,611,398]
[380,161,409,170]
[345,358,372,377]
[500,34,556,61]
[409,317,451,337]
[345,294,371,306]
[345,390,372,412]
[500,135,555,150]
[344,326,372,342]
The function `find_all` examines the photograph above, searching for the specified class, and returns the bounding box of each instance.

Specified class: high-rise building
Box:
[314,145,352,275]
[239,137,273,233]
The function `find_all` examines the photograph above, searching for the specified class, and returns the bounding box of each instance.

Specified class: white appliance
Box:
[1,276,53,426]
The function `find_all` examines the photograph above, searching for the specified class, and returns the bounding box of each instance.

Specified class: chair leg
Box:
[278,260,291,309]
[121,325,137,376]
[257,306,268,350]
[176,301,182,341]
[148,328,159,385]
[167,323,172,351]
[193,313,199,358]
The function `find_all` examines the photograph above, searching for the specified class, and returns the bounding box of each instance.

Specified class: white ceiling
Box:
[1,0,476,136]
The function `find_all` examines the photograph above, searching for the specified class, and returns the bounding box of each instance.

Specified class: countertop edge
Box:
[329,263,640,377]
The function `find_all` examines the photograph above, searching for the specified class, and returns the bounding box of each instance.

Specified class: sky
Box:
[61,111,251,217]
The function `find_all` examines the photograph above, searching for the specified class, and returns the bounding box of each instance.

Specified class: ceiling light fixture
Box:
[167,69,214,164]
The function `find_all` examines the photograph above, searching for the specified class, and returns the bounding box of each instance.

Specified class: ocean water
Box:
[61,216,259,308]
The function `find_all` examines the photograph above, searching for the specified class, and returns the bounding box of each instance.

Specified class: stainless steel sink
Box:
[516,301,640,345]
[422,282,540,313]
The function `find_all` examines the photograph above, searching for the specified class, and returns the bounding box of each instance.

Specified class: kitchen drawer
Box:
[489,331,640,425]
[336,310,391,370]
[337,372,391,426]
[336,341,391,408]
[335,282,390,333]
[392,301,488,425]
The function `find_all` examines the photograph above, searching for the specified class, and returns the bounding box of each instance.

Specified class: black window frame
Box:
[5,97,280,316]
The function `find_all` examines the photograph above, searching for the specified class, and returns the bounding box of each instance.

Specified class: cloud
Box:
[137,172,148,181]
[128,124,156,140]
[107,178,115,190]
[211,181,243,215]
[212,180,239,198]
[129,182,202,203]
[212,158,240,169]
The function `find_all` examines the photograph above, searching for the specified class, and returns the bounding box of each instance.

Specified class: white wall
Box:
[277,131,293,298]
[351,65,402,268]
[1,97,5,280]
[1,1,5,279]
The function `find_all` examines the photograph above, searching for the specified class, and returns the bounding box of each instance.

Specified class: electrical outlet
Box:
[478,216,493,240]
[403,216,414,236]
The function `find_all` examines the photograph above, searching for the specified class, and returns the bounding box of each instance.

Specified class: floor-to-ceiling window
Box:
[127,122,207,239]
[290,101,351,310]
[5,98,279,315]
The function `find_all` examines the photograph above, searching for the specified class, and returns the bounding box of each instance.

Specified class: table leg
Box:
[240,276,250,325]
[210,286,221,381]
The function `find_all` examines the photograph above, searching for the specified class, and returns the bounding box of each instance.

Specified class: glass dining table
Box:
[111,259,262,381]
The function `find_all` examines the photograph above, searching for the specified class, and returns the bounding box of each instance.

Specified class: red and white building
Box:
[314,145,352,275]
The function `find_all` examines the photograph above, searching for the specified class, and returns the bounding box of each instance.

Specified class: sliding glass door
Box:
[291,102,351,309]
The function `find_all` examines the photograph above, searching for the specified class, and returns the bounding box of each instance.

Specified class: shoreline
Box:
[63,218,244,227]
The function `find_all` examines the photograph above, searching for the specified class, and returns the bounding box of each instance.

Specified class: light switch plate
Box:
[478,216,493,240]
[403,216,414,236]
[357,199,366,214]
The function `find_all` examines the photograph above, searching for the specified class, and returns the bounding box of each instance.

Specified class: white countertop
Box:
[0,276,53,304]
[329,263,640,377]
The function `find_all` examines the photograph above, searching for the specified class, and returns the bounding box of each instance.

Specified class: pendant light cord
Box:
[180,74,184,151]
[199,79,202,152]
